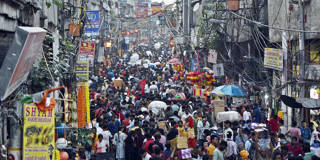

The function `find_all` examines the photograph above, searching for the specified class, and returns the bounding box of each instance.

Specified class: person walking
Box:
[113,127,126,160]
[214,141,228,160]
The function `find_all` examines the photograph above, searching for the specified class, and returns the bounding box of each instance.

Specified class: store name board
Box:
[75,62,89,83]
[84,10,100,37]
[264,48,283,71]
[23,104,55,160]
[80,42,95,55]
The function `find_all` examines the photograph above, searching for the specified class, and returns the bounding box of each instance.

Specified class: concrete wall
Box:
[268,0,320,42]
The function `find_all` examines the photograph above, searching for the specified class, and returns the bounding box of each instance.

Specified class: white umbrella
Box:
[148,101,167,115]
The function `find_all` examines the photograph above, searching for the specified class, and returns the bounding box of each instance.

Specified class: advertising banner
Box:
[264,48,283,71]
[136,3,148,18]
[75,62,89,85]
[85,82,90,124]
[151,4,162,16]
[80,42,95,55]
[84,10,100,37]
[0,27,47,101]
[23,104,55,160]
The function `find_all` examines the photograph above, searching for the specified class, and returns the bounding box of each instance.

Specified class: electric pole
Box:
[299,0,305,121]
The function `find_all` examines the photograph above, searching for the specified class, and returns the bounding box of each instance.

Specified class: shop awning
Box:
[280,95,320,110]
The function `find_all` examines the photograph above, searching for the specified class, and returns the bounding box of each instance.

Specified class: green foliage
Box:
[198,2,225,51]
[46,0,62,8]
[28,35,76,93]
[67,128,93,148]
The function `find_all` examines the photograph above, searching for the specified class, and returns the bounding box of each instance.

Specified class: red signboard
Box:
[80,42,95,55]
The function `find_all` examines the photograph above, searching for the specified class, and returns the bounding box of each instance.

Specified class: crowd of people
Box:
[80,49,320,160]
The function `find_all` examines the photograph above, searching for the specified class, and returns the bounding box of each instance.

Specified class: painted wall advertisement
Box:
[84,10,100,37]
[264,48,283,71]
[23,104,55,160]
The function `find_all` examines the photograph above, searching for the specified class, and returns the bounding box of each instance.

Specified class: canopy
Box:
[211,85,247,97]
[280,95,320,110]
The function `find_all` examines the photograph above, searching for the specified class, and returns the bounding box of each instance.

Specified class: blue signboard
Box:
[85,10,100,37]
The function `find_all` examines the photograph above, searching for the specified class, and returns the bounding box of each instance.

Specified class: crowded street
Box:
[1,0,320,160]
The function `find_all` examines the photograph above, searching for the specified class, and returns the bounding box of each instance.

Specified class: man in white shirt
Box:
[96,134,108,159]
[224,121,234,141]
[243,108,251,121]
[102,126,113,150]
[226,131,238,158]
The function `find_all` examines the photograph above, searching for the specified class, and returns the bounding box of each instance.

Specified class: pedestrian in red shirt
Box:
[268,114,280,134]
[287,136,304,158]
[143,133,155,154]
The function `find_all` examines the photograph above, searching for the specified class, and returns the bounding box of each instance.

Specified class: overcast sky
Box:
[152,0,176,4]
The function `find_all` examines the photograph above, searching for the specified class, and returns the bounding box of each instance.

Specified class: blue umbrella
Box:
[108,72,114,78]
[211,85,247,97]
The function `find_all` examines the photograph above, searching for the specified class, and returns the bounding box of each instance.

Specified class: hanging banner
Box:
[264,48,283,71]
[85,82,90,124]
[84,10,100,37]
[23,104,55,160]
[77,86,86,128]
[75,62,89,85]
[80,42,95,55]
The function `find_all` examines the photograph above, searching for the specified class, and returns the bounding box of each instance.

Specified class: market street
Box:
[1,0,320,160]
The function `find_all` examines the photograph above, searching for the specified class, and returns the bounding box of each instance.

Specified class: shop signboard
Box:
[310,51,320,64]
[0,27,47,101]
[84,10,100,37]
[75,62,89,84]
[208,49,218,64]
[23,104,55,160]
[213,64,224,77]
[80,42,95,55]
[151,3,162,21]
[305,64,320,80]
[136,3,149,18]
[264,48,283,71]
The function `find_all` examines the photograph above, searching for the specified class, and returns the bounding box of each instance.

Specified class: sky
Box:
[152,0,176,4]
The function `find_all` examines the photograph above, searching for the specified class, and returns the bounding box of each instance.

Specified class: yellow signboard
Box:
[23,104,55,160]
[264,48,283,71]
[310,51,320,63]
